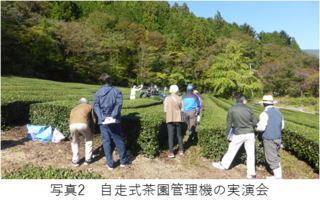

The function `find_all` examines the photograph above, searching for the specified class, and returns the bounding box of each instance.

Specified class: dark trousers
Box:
[100,124,129,168]
[167,122,184,153]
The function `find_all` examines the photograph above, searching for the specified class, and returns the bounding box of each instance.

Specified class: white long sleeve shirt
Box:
[131,87,142,96]
[256,106,285,131]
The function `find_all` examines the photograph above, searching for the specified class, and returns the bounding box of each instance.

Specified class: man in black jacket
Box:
[212,94,257,179]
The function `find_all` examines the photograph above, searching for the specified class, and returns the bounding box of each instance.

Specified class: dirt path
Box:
[1,126,318,179]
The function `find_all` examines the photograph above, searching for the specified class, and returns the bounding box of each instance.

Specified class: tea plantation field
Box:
[1,76,319,178]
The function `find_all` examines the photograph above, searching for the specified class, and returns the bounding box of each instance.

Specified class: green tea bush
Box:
[1,76,130,130]
[2,163,103,179]
[29,98,182,158]
[246,103,319,130]
[282,122,319,173]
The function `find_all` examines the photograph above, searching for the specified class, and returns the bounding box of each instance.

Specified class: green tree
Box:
[142,1,160,32]
[205,40,261,100]
[290,37,302,53]
[239,23,256,38]
[47,1,80,22]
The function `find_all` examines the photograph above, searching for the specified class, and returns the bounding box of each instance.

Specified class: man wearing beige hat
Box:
[256,95,285,180]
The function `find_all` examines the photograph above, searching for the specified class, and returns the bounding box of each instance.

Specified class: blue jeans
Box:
[100,124,129,168]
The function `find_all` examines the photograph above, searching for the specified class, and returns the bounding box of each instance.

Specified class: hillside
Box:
[1,1,318,100]
[303,49,319,57]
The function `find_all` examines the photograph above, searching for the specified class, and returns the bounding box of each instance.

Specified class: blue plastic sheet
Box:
[36,126,53,143]
[27,124,46,141]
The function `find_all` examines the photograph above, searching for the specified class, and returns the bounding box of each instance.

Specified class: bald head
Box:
[78,98,89,104]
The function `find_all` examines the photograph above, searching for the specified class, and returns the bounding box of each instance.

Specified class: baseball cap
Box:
[187,85,193,91]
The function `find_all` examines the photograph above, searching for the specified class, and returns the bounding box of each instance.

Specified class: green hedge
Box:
[198,95,266,166]
[1,76,130,129]
[246,103,319,130]
[2,163,103,179]
[212,96,319,172]
[29,98,184,158]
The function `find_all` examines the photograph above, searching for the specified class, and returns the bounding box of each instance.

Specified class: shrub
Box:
[2,163,103,179]
[29,98,185,158]
[1,76,130,130]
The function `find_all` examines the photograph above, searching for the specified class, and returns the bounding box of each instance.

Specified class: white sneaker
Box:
[107,165,114,170]
[72,161,79,167]
[212,162,226,170]
[246,174,256,179]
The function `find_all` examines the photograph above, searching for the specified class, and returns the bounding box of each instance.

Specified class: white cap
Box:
[259,95,277,104]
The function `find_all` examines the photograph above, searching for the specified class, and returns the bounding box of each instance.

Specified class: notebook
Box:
[228,127,235,140]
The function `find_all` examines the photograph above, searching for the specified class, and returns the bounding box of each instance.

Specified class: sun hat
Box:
[187,85,193,91]
[259,95,277,104]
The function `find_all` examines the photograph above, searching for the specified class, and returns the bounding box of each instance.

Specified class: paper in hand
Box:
[102,119,116,125]
[228,127,235,140]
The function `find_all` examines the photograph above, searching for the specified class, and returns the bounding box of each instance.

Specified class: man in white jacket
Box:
[130,85,143,100]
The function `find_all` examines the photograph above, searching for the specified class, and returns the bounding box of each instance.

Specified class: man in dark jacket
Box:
[212,94,257,179]
[93,73,130,170]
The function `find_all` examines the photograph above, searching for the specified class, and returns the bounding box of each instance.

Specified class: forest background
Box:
[1,1,319,100]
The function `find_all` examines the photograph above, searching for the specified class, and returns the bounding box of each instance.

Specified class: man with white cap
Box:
[130,84,143,100]
[256,95,284,180]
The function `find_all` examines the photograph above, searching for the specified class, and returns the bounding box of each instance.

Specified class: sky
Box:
[168,0,319,50]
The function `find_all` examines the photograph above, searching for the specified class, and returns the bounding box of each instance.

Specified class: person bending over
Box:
[69,98,96,167]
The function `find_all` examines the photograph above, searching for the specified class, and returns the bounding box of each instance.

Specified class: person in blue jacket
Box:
[93,73,130,170]
[182,85,200,141]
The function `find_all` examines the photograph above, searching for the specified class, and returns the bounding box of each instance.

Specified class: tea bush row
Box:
[29,98,182,158]
[212,97,319,172]
[245,103,319,130]
[2,163,103,179]
[1,76,130,128]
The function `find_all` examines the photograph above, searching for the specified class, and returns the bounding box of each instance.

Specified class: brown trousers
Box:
[184,110,196,130]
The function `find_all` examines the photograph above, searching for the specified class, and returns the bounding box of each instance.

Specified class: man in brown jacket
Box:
[69,98,96,167]
[164,85,185,158]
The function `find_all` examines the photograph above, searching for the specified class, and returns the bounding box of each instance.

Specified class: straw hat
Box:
[259,95,277,104]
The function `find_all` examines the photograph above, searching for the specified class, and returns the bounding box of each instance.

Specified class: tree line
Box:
[1,1,318,98]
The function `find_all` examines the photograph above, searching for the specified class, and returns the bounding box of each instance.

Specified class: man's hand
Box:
[104,117,113,122]
[229,138,233,142]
